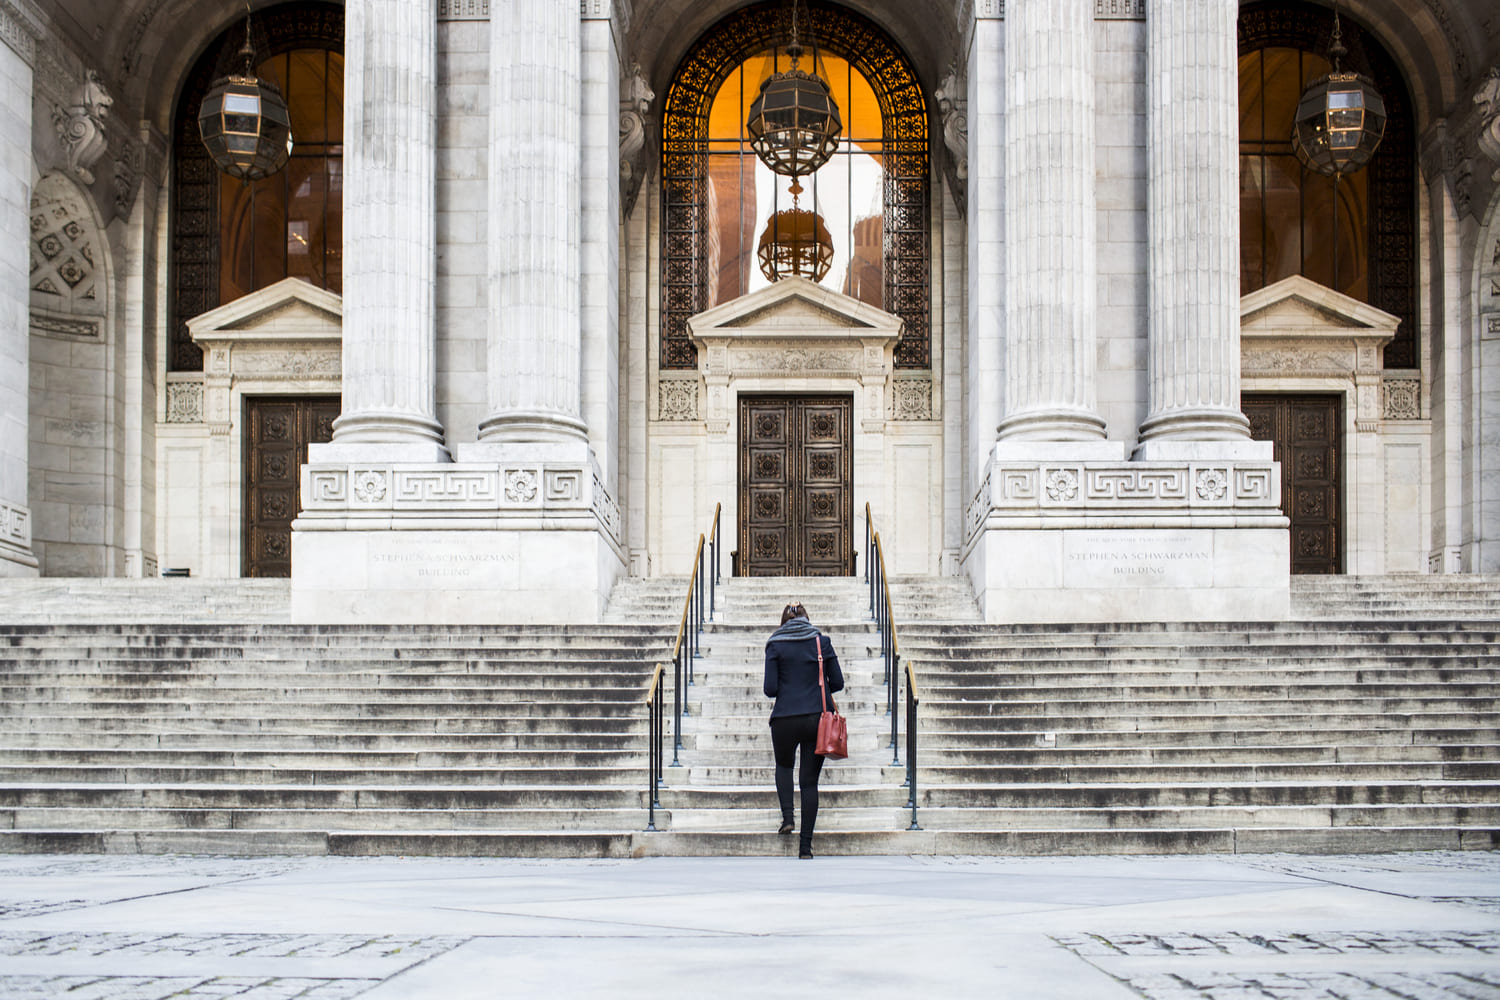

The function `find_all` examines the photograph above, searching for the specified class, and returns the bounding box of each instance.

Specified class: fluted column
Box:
[1136,0,1251,450]
[999,0,1106,442]
[0,8,38,575]
[478,0,587,444]
[326,0,447,458]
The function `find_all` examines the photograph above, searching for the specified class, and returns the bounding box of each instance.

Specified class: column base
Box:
[291,450,623,624]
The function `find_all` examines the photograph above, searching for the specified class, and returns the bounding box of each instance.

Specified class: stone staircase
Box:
[0,623,671,856]
[0,572,1495,857]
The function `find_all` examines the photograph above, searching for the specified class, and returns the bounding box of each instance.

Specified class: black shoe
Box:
[799,849,813,859]
[778,820,794,835]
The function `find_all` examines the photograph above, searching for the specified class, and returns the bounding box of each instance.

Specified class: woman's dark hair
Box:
[781,603,808,625]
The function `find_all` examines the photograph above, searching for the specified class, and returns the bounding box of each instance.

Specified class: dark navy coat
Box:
[764,630,844,720]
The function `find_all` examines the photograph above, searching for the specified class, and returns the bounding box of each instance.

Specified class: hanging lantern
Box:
[198,15,293,181]
[1290,6,1385,177]
[746,0,841,178]
[758,202,834,283]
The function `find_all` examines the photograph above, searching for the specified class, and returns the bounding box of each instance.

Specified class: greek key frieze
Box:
[306,470,348,505]
[545,470,583,503]
[1233,467,1274,503]
[394,471,499,505]
[1085,468,1187,503]
[0,500,31,547]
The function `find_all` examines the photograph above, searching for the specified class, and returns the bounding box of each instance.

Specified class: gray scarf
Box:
[769,618,820,643]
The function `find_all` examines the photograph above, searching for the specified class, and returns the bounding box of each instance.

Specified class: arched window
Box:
[661,1,930,370]
[169,2,343,372]
[1238,1,1416,368]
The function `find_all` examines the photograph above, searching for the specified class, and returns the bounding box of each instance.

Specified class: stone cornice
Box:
[962,0,1145,26]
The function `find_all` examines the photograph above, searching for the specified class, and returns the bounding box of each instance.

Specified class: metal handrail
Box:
[865,502,919,830]
[644,664,665,831]
[645,505,724,830]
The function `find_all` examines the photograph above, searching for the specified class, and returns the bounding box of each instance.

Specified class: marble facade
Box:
[6,0,1500,624]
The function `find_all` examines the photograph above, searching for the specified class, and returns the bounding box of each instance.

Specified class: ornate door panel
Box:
[739,395,853,576]
[1244,394,1341,575]
[244,396,339,577]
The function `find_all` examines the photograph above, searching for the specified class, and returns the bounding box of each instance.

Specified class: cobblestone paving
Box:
[0,976,380,999]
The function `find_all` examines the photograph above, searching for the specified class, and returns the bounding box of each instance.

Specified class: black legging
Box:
[770,712,826,851]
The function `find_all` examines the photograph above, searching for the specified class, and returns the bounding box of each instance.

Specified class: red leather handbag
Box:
[814,639,848,759]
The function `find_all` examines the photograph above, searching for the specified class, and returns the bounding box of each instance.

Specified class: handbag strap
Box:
[815,636,828,713]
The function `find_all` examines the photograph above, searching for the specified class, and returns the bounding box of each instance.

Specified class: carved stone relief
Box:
[1478,66,1500,182]
[1383,376,1421,420]
[51,71,112,186]
[892,378,933,421]
[658,378,698,421]
[620,62,654,219]
[165,381,204,424]
[934,63,967,215]
[437,0,489,17]
[29,175,105,333]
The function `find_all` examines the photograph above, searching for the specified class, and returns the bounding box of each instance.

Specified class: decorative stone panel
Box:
[0,500,31,551]
[892,377,933,421]
[657,378,698,421]
[165,381,204,424]
[1382,376,1421,420]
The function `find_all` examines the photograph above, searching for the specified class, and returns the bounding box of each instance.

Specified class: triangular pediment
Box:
[188,277,343,343]
[1240,275,1398,338]
[688,277,902,339]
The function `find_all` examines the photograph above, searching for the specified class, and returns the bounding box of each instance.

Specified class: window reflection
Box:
[705,49,885,307]
[218,48,343,304]
[1240,47,1368,300]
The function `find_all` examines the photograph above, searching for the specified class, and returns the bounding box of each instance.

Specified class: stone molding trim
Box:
[1382,374,1422,421]
[960,0,1144,24]
[29,311,99,339]
[965,460,1284,545]
[299,462,623,547]
[437,0,488,18]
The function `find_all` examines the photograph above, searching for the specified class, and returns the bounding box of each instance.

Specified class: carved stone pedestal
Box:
[291,443,623,624]
[963,444,1290,623]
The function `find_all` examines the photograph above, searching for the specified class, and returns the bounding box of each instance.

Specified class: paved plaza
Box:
[0,852,1496,998]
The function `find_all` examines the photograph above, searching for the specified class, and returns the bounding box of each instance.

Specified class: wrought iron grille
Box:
[169,3,343,372]
[1239,2,1416,370]
[660,1,931,370]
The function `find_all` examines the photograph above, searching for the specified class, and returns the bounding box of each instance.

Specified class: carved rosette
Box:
[353,471,389,503]
[892,378,933,421]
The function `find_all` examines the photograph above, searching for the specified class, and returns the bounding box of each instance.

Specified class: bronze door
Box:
[243,396,339,577]
[739,395,853,576]
[1244,393,1342,575]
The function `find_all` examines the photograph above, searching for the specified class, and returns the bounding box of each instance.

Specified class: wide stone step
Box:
[916,802,1500,830]
[0,731,644,750]
[916,744,1500,765]
[0,747,642,767]
[906,726,1500,748]
[919,780,1500,808]
[916,760,1500,783]
[922,711,1500,731]
[0,785,649,810]
[0,716,645,735]
[0,764,646,786]
[2,806,652,833]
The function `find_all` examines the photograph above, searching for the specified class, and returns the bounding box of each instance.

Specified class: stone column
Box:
[321,0,448,460]
[478,0,587,445]
[1135,0,1253,454]
[999,0,1106,442]
[965,9,1004,483]
[0,4,38,575]
[579,8,621,489]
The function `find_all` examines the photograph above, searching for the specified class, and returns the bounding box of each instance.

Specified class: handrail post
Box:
[671,650,684,762]
[890,651,900,760]
[906,668,920,830]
